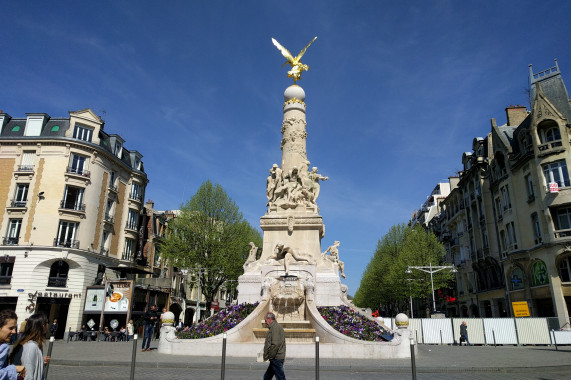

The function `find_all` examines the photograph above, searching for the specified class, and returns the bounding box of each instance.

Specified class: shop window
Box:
[47,260,69,288]
[530,260,549,287]
[559,257,571,283]
[0,256,15,285]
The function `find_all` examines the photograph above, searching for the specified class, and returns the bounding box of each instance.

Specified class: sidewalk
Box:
[48,340,571,373]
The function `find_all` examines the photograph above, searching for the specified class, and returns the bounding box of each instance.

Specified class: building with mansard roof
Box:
[0,108,155,337]
[430,60,571,327]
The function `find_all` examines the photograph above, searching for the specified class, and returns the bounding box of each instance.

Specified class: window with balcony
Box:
[12,184,29,207]
[108,171,117,191]
[543,160,570,188]
[525,174,535,201]
[18,151,35,172]
[61,186,85,212]
[495,197,503,219]
[500,230,507,252]
[123,238,135,261]
[73,124,93,142]
[506,222,517,248]
[104,200,114,222]
[0,257,14,285]
[559,256,571,283]
[55,221,79,248]
[539,125,561,143]
[126,209,138,230]
[531,213,542,244]
[3,219,22,246]
[501,185,511,209]
[68,153,89,176]
[130,182,142,202]
[552,207,571,238]
[101,231,110,255]
[47,260,69,287]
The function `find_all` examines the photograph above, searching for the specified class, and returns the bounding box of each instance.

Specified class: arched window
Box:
[530,260,549,287]
[48,260,69,287]
[538,121,561,144]
[510,267,525,290]
[559,256,571,283]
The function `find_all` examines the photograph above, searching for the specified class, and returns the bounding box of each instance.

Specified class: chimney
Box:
[505,104,527,126]
[145,199,154,209]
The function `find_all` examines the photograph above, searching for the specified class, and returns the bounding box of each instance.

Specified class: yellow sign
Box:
[512,301,530,317]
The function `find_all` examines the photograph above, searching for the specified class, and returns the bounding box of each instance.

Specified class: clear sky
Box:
[3,1,571,295]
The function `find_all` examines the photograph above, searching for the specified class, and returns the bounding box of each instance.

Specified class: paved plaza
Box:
[44,340,571,379]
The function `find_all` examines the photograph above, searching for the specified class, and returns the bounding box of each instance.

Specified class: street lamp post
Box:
[405,262,457,313]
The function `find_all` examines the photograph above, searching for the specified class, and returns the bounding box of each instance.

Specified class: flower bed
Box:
[317,305,392,341]
[177,302,259,339]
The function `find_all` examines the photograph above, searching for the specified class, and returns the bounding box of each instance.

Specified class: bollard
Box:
[492,329,497,348]
[415,329,418,344]
[410,338,417,380]
[552,329,558,351]
[439,330,443,345]
[44,336,55,379]
[315,336,320,380]
[130,334,138,380]
[221,333,227,380]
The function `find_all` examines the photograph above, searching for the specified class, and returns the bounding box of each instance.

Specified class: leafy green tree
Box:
[354,224,452,317]
[160,180,262,305]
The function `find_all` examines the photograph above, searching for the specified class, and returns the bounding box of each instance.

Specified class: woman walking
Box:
[0,309,26,378]
[9,313,50,380]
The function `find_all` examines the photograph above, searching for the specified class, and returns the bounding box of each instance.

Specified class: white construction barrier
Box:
[421,318,453,344]
[515,318,551,345]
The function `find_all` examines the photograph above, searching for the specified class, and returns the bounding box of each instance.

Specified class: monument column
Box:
[281,85,309,174]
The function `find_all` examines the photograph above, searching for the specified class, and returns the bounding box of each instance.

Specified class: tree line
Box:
[353,224,453,317]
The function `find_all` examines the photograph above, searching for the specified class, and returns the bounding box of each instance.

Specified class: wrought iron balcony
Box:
[554,229,571,239]
[104,214,114,223]
[9,200,27,208]
[2,237,19,246]
[60,200,86,212]
[47,277,67,288]
[53,238,79,249]
[129,193,143,202]
[125,222,138,230]
[108,184,118,193]
[15,165,34,172]
[65,167,90,178]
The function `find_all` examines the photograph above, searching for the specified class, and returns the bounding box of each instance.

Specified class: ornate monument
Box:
[159,38,410,359]
[238,36,347,309]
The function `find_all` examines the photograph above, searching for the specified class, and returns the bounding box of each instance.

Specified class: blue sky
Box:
[3,1,571,295]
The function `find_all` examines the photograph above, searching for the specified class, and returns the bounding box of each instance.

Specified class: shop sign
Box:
[84,288,105,312]
[25,290,82,312]
[512,301,530,317]
[104,280,133,313]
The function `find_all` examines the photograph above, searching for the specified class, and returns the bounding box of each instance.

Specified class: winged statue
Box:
[271,36,317,83]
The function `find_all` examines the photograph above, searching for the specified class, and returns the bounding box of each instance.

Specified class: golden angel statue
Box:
[272,36,317,83]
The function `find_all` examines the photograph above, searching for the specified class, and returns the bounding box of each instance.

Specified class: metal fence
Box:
[385,317,571,345]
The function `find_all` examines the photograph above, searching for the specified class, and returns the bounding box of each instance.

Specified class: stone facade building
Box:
[0,108,150,337]
[427,60,571,327]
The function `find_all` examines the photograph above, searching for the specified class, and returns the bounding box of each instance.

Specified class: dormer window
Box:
[24,117,43,136]
[73,124,93,142]
[114,141,122,157]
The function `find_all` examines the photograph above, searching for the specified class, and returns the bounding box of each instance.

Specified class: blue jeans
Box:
[264,359,286,380]
[142,324,154,350]
[460,334,471,346]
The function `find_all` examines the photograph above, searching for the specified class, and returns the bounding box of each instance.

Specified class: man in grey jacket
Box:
[263,312,286,380]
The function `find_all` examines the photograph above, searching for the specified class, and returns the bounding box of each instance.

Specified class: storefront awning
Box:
[107,266,155,275]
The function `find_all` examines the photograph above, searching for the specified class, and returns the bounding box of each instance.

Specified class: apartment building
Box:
[431,60,571,327]
[0,108,149,337]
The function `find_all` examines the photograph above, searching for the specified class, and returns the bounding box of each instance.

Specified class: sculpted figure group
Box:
[266,164,328,209]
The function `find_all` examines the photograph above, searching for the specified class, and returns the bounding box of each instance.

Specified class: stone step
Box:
[261,320,312,328]
[253,328,316,334]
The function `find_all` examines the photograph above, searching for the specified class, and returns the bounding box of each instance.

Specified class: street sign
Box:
[512,301,530,317]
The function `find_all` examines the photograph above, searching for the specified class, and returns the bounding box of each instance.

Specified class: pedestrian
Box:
[141,305,159,352]
[9,313,50,380]
[459,321,471,346]
[127,320,134,342]
[0,309,26,379]
[263,312,286,380]
[49,319,58,339]
[18,319,27,340]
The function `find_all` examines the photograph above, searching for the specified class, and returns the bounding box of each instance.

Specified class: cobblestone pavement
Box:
[45,340,571,378]
[47,365,571,380]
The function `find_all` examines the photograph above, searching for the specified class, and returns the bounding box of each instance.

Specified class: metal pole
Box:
[439,329,443,345]
[44,336,54,379]
[221,333,227,380]
[410,338,417,380]
[130,334,138,380]
[492,329,497,347]
[315,336,320,380]
[410,295,414,319]
[196,271,202,323]
[430,262,436,312]
[552,329,558,351]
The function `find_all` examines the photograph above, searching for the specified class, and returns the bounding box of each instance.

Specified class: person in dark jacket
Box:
[141,305,159,352]
[263,312,286,380]
[459,321,471,346]
[49,319,58,338]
